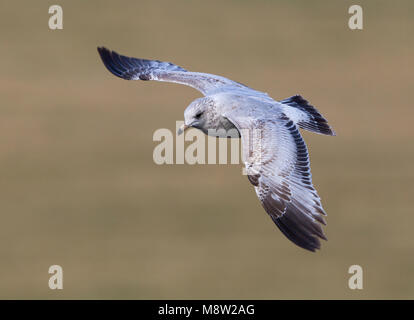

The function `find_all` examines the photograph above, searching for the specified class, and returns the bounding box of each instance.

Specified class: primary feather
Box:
[98,47,335,251]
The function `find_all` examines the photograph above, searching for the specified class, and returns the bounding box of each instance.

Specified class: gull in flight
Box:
[97,47,335,252]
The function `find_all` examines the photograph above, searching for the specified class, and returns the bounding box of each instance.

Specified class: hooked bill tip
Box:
[177,124,188,135]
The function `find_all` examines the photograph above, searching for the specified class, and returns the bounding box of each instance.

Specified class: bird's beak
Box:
[177,124,189,135]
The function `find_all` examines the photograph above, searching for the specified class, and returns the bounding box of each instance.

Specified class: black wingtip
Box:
[97,46,110,63]
[97,46,131,79]
[271,204,328,252]
[274,216,322,252]
[97,46,109,61]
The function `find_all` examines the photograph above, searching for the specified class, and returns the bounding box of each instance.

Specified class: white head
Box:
[178,97,215,135]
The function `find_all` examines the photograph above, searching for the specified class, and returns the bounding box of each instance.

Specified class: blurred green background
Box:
[0,0,413,299]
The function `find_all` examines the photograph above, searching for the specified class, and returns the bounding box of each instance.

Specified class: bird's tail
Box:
[280,95,336,136]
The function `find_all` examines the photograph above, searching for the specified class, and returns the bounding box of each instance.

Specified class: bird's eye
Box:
[195,112,203,119]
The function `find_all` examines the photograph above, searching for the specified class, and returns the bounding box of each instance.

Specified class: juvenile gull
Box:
[97,47,335,252]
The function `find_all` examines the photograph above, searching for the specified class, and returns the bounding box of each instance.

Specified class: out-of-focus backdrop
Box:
[0,0,413,299]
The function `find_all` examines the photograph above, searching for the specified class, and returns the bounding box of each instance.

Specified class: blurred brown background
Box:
[0,0,413,299]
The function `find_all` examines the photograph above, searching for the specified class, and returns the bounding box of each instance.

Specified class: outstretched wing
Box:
[97,47,248,96]
[225,114,327,252]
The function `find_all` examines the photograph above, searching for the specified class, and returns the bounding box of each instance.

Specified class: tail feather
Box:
[280,95,336,136]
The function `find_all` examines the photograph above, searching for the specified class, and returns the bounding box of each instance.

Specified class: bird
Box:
[97,47,335,252]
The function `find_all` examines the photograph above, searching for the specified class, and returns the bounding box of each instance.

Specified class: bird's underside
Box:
[97,46,335,252]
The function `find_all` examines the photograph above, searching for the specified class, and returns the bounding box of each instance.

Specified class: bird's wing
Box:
[224,113,327,251]
[97,47,249,96]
